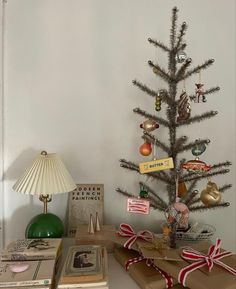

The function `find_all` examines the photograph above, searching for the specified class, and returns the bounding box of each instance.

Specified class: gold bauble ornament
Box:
[140,120,159,132]
[200,181,221,205]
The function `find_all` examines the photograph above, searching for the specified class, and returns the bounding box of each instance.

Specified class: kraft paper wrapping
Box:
[153,243,236,289]
[114,246,187,289]
[105,231,140,252]
[137,239,183,262]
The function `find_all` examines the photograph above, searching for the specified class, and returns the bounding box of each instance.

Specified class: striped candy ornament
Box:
[178,239,236,287]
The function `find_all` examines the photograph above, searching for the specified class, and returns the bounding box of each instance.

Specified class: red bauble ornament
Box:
[139,141,152,156]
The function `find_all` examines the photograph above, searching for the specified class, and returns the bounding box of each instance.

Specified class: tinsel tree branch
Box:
[186,179,198,193]
[176,58,192,80]
[142,131,170,154]
[175,22,187,49]
[115,188,164,211]
[177,111,218,127]
[204,86,220,95]
[174,136,188,151]
[148,61,171,83]
[219,184,232,192]
[177,158,186,171]
[177,138,210,154]
[189,86,220,101]
[115,187,133,198]
[177,43,187,52]
[182,169,230,183]
[179,59,215,82]
[132,80,174,105]
[189,202,230,212]
[184,190,199,205]
[133,107,169,127]
[211,161,232,170]
[170,7,178,49]
[119,159,172,184]
[148,37,170,52]
[139,181,168,209]
[184,184,232,207]
[187,196,201,206]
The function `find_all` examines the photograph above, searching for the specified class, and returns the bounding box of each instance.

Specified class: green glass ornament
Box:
[139,189,148,198]
[192,143,206,156]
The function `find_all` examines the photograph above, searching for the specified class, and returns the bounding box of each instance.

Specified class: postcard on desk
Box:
[0,259,56,288]
[1,238,62,261]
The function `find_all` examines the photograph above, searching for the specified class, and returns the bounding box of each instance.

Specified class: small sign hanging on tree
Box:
[139,157,174,174]
[127,197,150,214]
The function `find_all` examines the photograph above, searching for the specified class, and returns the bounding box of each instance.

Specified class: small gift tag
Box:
[127,197,150,214]
[139,157,174,174]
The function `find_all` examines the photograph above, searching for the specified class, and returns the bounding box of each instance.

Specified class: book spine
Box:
[1,255,55,261]
[0,279,51,287]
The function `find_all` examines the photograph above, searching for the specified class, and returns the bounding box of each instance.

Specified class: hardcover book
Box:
[1,238,62,261]
[67,184,104,237]
[0,259,55,287]
[58,245,108,287]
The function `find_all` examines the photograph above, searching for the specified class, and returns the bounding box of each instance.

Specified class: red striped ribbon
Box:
[117,223,154,249]
[125,255,174,289]
[178,239,236,287]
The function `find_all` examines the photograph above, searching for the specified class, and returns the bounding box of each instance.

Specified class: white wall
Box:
[2,0,235,250]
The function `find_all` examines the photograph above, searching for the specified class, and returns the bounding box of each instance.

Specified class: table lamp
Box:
[12,151,77,238]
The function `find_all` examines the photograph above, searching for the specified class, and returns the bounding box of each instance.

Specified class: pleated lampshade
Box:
[13,151,76,195]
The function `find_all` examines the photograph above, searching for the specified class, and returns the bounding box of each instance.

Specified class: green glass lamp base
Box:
[25,213,64,238]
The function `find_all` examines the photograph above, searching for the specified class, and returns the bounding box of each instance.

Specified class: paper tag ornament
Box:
[139,157,174,174]
[127,197,150,214]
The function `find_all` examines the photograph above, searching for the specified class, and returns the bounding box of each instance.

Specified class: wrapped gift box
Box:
[114,246,188,289]
[153,241,236,289]
[75,224,116,253]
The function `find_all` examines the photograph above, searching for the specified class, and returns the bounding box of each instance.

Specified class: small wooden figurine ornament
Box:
[194,72,206,103]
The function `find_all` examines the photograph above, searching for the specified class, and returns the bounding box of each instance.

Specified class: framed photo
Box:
[65,245,102,276]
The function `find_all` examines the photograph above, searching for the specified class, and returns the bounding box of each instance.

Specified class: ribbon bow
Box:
[125,255,174,289]
[118,223,153,249]
[178,239,236,287]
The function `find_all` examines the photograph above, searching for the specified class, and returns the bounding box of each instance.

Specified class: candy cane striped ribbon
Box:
[118,223,154,249]
[125,256,174,289]
[178,239,236,287]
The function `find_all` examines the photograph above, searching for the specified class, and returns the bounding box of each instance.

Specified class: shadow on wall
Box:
[4,148,40,181]
[5,202,42,241]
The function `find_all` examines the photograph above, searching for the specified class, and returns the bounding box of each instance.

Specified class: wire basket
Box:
[176,223,216,242]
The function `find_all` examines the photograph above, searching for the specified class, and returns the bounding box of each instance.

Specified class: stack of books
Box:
[58,245,109,289]
[0,238,62,289]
